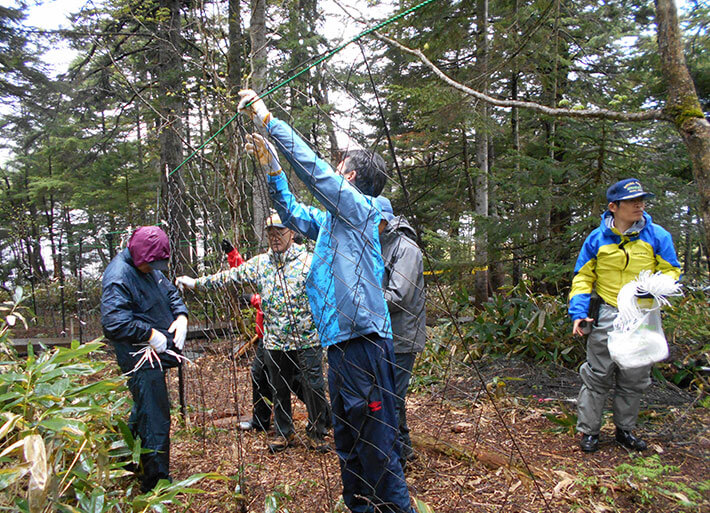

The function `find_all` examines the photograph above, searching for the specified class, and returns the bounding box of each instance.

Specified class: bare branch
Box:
[374,32,668,123]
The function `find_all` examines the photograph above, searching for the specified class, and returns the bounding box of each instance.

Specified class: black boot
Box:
[579,433,599,453]
[615,428,647,451]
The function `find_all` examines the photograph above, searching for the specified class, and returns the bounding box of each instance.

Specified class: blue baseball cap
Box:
[606,178,655,203]
[375,196,394,222]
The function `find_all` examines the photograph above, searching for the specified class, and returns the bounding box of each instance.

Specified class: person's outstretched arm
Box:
[238,90,377,228]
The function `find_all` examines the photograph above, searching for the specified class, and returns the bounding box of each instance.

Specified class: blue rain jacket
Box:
[265,117,392,347]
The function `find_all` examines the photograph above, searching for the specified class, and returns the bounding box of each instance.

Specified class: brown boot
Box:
[307,436,332,454]
[268,433,296,453]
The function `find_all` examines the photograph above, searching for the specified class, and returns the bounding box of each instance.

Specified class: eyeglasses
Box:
[266,228,290,238]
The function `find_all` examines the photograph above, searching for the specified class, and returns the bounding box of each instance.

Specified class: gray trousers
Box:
[577,304,652,435]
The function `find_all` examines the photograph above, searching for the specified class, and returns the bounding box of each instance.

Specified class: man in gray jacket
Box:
[376,196,426,469]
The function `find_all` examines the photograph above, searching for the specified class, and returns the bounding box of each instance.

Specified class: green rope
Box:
[169,0,437,177]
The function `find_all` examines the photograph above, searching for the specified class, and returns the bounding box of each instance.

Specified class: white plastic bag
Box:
[608,301,668,369]
[607,271,681,369]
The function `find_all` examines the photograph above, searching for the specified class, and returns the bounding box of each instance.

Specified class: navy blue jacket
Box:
[101,248,188,372]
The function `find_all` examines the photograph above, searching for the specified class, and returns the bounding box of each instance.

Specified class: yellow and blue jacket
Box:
[568,211,680,320]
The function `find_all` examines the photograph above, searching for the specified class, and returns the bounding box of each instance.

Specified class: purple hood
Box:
[128,226,170,268]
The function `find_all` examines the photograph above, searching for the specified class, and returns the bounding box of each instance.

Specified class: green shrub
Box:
[660,287,710,391]
[0,333,134,511]
[0,287,224,512]
[615,454,707,508]
[429,281,709,377]
[435,282,583,366]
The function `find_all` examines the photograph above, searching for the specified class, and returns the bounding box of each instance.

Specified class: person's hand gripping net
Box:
[175,276,196,292]
[237,89,272,127]
[245,133,282,177]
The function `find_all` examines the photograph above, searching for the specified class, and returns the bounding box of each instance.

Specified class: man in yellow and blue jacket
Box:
[569,178,680,453]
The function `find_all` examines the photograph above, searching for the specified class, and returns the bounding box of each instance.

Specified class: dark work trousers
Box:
[328,335,412,513]
[295,345,331,438]
[127,367,171,492]
[265,346,330,440]
[393,352,416,466]
[251,339,273,431]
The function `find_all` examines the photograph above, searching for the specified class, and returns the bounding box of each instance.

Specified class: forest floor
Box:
[150,339,710,513]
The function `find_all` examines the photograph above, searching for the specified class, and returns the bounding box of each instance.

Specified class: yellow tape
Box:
[423,266,488,276]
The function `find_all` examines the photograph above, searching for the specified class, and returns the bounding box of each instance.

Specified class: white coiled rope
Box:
[608,271,682,368]
[613,270,682,333]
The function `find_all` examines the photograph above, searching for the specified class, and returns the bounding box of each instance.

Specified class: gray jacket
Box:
[380,216,426,354]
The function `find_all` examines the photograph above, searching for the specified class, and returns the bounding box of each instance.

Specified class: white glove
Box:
[168,315,188,351]
[245,134,282,176]
[237,89,272,127]
[147,329,167,354]
[175,276,196,292]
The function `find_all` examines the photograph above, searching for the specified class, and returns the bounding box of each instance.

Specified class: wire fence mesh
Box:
[7,60,706,513]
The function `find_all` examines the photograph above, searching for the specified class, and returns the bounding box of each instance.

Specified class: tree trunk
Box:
[157,0,189,275]
[541,0,572,295]
[655,0,710,255]
[63,208,76,278]
[473,0,489,305]
[511,51,521,286]
[132,103,143,228]
[410,431,538,481]
[511,0,522,287]
[22,166,46,279]
[227,0,244,102]
[45,154,61,281]
[249,0,270,248]
[313,76,340,163]
[488,140,505,293]
[224,0,249,243]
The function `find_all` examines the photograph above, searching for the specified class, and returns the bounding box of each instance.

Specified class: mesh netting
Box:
[7,2,704,511]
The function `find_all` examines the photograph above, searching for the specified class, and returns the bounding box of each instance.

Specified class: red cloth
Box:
[227,248,263,338]
[250,294,264,338]
[227,248,245,268]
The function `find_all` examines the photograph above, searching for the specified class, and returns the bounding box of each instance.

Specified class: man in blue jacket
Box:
[101,226,189,491]
[569,179,680,453]
[238,90,412,513]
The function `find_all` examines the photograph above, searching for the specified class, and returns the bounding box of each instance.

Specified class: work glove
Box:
[221,239,234,254]
[168,315,188,351]
[175,276,196,292]
[237,89,272,127]
[147,329,167,354]
[222,240,245,268]
[245,133,282,176]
